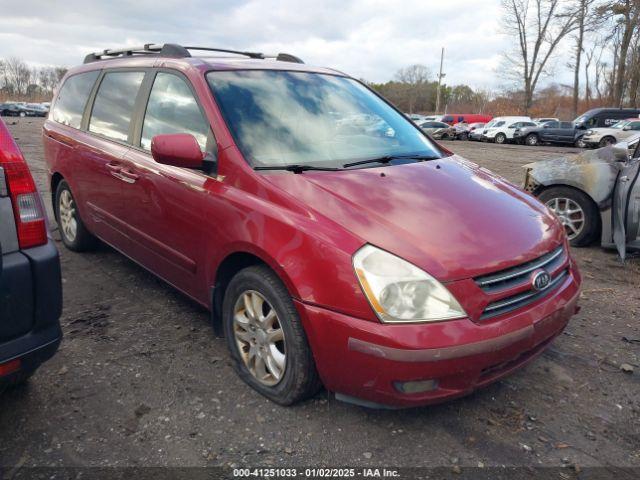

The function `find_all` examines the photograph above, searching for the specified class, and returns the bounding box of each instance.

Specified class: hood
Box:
[262,156,564,281]
[588,127,618,135]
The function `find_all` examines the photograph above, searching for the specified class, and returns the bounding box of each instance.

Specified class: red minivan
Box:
[43,44,581,408]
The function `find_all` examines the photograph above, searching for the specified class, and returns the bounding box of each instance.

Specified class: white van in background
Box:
[482,116,536,144]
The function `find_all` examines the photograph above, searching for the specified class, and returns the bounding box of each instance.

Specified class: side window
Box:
[141,73,209,151]
[630,121,640,131]
[561,122,573,129]
[51,71,100,129]
[89,71,145,142]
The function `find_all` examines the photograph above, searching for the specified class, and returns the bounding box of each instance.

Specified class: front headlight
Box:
[586,130,594,135]
[353,245,467,323]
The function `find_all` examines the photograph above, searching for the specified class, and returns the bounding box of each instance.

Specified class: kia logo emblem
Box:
[532,270,551,291]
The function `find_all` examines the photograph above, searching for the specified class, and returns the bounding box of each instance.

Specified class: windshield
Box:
[207,70,442,168]
[611,120,629,129]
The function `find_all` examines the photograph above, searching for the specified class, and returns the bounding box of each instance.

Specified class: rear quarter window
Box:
[51,71,100,129]
[89,71,145,142]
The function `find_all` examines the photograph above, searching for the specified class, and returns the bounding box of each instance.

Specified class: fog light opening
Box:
[394,379,439,394]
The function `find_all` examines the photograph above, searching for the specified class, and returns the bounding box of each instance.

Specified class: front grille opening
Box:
[475,246,568,321]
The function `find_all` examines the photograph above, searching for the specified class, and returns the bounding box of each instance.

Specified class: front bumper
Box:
[582,136,600,147]
[297,266,581,408]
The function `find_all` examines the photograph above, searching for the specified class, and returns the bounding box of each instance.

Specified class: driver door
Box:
[118,70,215,302]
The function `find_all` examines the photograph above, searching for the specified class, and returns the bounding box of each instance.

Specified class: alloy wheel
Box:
[58,189,78,242]
[545,197,585,240]
[526,134,538,146]
[233,290,286,386]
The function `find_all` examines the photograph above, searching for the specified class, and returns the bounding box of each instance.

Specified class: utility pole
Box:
[435,47,445,114]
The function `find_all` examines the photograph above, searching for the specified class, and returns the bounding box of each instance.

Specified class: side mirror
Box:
[612,142,631,162]
[623,126,631,131]
[151,134,204,169]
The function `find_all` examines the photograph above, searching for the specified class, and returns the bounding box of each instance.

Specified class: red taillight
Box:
[0,359,21,377]
[0,122,47,249]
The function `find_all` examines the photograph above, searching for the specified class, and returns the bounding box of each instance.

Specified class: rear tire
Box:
[538,186,600,247]
[495,133,506,144]
[222,265,322,405]
[55,180,97,252]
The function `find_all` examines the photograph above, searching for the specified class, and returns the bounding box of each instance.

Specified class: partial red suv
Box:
[43,44,581,408]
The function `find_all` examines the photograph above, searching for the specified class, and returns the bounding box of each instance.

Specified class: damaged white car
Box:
[524,134,640,260]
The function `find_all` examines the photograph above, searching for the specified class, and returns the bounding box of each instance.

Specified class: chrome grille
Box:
[475,246,568,320]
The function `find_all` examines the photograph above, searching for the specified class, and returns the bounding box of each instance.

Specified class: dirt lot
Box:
[1,118,639,474]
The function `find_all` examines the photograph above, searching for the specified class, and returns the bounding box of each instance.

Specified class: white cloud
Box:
[0,0,571,88]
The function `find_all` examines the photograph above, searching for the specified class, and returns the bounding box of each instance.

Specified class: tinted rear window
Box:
[89,72,145,142]
[51,71,99,129]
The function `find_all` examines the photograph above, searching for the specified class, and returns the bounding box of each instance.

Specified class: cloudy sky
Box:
[0,0,552,89]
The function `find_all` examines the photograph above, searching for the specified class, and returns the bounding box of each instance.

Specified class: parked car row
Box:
[0,102,49,118]
[408,108,640,149]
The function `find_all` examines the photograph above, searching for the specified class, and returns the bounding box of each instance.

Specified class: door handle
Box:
[119,169,140,183]
[620,175,629,182]
[106,163,122,173]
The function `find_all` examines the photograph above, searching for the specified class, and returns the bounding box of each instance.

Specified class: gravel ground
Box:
[1,118,639,474]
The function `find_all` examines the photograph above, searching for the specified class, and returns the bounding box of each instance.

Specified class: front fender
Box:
[523,147,624,208]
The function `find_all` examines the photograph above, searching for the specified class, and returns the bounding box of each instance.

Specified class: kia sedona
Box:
[1,117,62,390]
[43,43,582,408]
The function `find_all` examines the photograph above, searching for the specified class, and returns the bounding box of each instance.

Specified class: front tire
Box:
[538,186,600,247]
[574,136,585,148]
[525,134,539,146]
[222,265,322,405]
[599,136,616,147]
[55,180,97,251]
[495,133,506,144]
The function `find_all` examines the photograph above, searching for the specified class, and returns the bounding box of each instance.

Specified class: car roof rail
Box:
[83,43,304,64]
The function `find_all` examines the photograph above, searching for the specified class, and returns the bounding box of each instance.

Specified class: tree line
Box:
[501,0,640,115]
[371,0,640,118]
[0,57,67,102]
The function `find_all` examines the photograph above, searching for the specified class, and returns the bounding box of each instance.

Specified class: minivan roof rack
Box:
[83,43,304,64]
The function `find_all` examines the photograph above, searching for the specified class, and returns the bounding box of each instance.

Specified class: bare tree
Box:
[395,65,431,114]
[4,57,31,96]
[583,43,598,105]
[501,0,579,113]
[570,0,602,117]
[599,0,640,105]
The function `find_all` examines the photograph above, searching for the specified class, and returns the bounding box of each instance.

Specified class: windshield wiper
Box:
[343,154,440,169]
[254,164,341,174]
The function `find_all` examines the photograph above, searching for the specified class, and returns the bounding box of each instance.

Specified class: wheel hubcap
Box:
[545,197,585,240]
[59,190,78,242]
[233,290,286,386]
